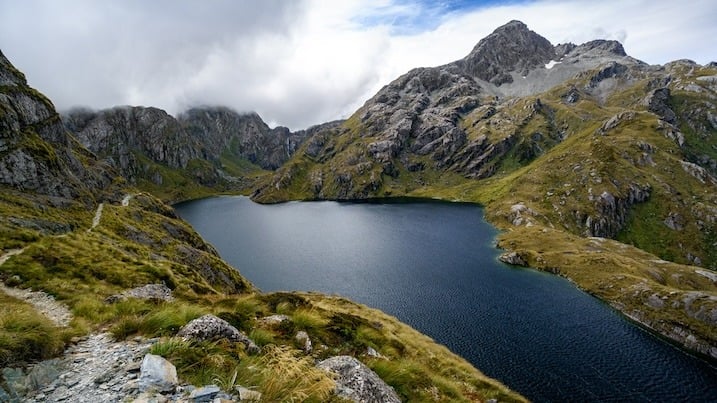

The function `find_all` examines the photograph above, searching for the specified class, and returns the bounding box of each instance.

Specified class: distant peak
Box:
[495,20,529,31]
[454,21,555,85]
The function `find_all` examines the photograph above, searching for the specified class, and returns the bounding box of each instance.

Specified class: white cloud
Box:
[1,0,715,130]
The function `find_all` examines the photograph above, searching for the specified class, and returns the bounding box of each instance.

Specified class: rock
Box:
[499,252,528,266]
[177,314,260,354]
[317,356,401,403]
[366,347,383,359]
[258,314,291,327]
[106,283,174,303]
[295,331,312,354]
[188,384,221,402]
[646,294,665,309]
[597,111,635,135]
[235,386,262,401]
[138,354,178,393]
[664,212,685,231]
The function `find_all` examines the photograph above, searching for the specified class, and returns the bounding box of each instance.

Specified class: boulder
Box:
[177,314,260,354]
[138,354,178,393]
[317,356,401,403]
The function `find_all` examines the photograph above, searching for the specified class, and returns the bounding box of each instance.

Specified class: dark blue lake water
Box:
[175,196,717,402]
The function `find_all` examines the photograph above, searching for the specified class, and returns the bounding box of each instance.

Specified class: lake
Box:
[175,196,717,402]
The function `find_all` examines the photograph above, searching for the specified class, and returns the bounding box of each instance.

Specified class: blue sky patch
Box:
[354,0,530,34]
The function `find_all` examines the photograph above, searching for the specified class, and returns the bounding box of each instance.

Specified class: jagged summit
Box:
[452,20,555,85]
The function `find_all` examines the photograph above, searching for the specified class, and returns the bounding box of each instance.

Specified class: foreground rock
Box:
[138,354,178,393]
[177,314,260,354]
[317,356,401,403]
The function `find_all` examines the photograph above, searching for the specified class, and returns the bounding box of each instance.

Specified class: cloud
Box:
[1,0,715,130]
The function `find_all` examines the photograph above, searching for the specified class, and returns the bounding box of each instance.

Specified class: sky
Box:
[1,0,715,130]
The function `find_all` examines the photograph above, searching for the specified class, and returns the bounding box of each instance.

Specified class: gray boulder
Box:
[138,354,178,393]
[317,356,401,403]
[177,314,260,354]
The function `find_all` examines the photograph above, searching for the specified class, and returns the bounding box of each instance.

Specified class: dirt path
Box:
[88,202,104,232]
[0,248,73,327]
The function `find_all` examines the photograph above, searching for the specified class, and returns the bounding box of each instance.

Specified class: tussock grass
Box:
[0,293,66,366]
[240,345,335,402]
[291,308,329,331]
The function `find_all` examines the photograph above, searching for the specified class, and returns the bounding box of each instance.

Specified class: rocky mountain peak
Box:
[451,19,555,85]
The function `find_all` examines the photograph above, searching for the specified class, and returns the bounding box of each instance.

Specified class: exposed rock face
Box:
[0,50,114,199]
[450,20,555,85]
[644,87,677,124]
[177,314,260,354]
[63,105,313,190]
[317,356,401,403]
[65,106,201,172]
[177,107,312,170]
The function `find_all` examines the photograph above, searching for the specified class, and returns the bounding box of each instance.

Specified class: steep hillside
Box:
[252,21,717,359]
[0,50,523,402]
[62,105,317,203]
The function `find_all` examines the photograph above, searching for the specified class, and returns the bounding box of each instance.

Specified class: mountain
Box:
[252,21,717,359]
[62,105,319,202]
[0,50,523,401]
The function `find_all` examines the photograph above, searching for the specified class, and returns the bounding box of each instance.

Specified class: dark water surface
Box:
[175,196,717,402]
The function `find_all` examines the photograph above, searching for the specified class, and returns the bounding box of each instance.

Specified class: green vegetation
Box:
[0,293,67,367]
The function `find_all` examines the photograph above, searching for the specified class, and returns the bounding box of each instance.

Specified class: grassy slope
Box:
[251,63,717,359]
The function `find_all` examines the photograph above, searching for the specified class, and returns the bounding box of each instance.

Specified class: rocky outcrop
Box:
[0,50,114,199]
[644,87,677,124]
[177,314,260,354]
[499,251,528,266]
[317,356,401,403]
[178,106,312,170]
[105,283,174,304]
[585,184,651,238]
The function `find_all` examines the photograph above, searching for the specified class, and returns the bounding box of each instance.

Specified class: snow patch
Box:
[545,60,561,69]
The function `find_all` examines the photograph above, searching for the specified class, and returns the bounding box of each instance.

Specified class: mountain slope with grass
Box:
[251,21,717,359]
[0,49,524,402]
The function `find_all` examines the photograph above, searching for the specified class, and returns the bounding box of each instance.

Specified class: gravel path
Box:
[22,333,155,403]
